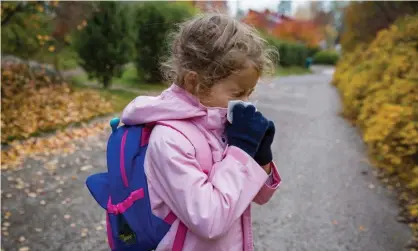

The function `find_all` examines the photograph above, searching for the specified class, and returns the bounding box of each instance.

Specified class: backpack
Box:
[86,117,211,251]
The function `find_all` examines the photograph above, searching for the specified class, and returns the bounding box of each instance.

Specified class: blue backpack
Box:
[86,118,211,251]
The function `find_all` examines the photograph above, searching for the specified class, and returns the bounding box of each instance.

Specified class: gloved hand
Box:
[226,104,269,158]
[254,120,275,166]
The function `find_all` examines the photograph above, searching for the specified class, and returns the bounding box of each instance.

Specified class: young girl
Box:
[121,13,281,251]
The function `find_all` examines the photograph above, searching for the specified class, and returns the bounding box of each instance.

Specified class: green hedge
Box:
[312,50,340,65]
[264,36,309,67]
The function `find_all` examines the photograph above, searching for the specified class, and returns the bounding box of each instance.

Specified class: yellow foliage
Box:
[1,63,114,143]
[333,14,418,240]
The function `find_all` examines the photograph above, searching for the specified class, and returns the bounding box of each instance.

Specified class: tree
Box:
[1,1,95,74]
[49,1,95,72]
[72,1,134,88]
[272,19,322,47]
[1,1,56,59]
[133,2,195,83]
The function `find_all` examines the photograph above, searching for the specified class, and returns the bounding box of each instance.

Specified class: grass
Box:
[70,76,139,112]
[276,66,312,76]
[69,67,167,112]
[114,63,166,92]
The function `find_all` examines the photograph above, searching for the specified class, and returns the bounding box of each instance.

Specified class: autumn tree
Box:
[1,1,56,59]
[72,1,134,88]
[1,1,95,74]
[272,19,322,47]
[49,1,95,72]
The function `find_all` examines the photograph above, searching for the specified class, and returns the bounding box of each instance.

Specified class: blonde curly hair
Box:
[161,13,277,94]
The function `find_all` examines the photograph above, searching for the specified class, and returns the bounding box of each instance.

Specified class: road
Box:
[1,68,411,251]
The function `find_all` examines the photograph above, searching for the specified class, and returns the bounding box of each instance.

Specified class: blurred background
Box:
[1,1,417,251]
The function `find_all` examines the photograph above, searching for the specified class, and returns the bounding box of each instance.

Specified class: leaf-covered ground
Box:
[1,63,114,143]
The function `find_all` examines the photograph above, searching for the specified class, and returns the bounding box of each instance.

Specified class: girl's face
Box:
[200,66,259,108]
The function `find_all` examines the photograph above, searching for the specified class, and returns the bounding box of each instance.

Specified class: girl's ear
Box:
[183,71,199,95]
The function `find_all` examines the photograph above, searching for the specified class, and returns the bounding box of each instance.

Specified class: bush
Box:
[312,50,339,65]
[341,1,418,52]
[1,63,113,143]
[333,15,418,240]
[265,36,309,67]
[307,46,320,57]
[72,1,134,88]
[133,2,195,83]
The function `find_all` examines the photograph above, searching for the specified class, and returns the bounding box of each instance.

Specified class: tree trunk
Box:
[103,76,111,89]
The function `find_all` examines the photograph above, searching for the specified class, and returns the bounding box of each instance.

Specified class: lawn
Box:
[69,68,166,112]
[114,63,166,91]
[70,78,139,112]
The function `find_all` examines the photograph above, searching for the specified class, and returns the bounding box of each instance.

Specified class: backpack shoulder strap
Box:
[156,120,212,172]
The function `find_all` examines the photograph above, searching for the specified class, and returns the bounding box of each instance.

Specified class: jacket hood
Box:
[121,84,227,130]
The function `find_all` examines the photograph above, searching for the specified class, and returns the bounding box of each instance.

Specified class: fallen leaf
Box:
[44,160,58,171]
[28,192,37,198]
[80,165,93,171]
[359,225,366,231]
[332,220,338,225]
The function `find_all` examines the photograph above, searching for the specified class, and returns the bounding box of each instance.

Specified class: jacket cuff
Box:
[264,162,281,189]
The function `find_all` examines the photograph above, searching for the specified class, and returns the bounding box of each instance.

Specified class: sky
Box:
[227,0,308,16]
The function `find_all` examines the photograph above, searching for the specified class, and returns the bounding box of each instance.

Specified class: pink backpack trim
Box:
[107,188,145,214]
[120,130,129,187]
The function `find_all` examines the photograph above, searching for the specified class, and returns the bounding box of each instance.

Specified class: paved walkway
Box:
[1,69,411,251]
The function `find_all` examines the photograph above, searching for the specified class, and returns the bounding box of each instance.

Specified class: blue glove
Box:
[254,120,275,166]
[226,104,269,158]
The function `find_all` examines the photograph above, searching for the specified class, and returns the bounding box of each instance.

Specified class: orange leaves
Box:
[1,63,114,143]
[1,121,109,170]
[271,19,322,47]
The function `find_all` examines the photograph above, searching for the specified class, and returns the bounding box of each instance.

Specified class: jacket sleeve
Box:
[253,162,281,205]
[145,125,269,240]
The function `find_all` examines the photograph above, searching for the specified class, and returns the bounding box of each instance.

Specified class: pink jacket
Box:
[121,84,281,251]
